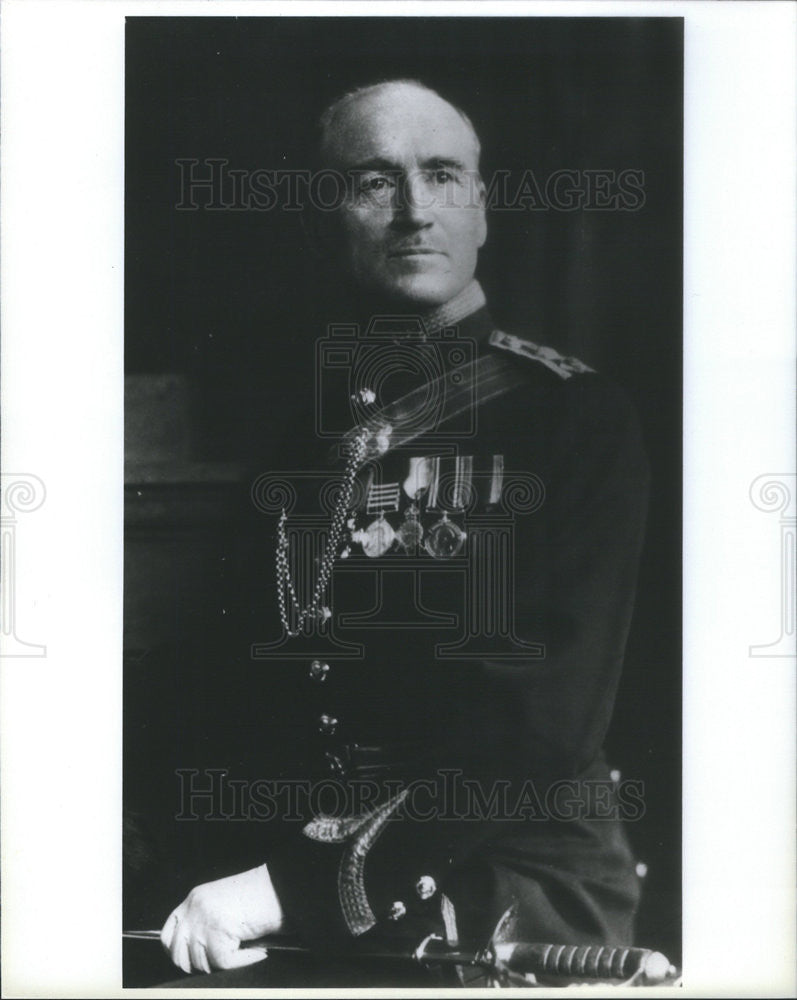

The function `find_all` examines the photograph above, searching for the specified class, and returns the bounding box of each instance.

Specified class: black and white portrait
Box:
[5,2,797,996]
[120,14,685,989]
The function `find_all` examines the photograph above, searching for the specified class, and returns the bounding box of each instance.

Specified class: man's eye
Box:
[359,176,393,193]
[430,169,456,184]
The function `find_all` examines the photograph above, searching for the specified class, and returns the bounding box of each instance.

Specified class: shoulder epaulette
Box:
[488,329,596,380]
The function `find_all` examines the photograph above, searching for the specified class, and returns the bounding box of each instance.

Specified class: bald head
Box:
[318,80,481,172]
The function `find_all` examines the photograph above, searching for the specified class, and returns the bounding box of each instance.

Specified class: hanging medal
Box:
[395,502,424,552]
[424,512,467,559]
[359,512,395,557]
[358,480,400,557]
[424,455,471,559]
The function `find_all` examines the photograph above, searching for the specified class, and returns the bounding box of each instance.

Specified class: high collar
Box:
[353,280,495,344]
[418,279,487,334]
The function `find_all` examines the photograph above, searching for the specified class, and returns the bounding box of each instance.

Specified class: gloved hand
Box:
[160,863,284,973]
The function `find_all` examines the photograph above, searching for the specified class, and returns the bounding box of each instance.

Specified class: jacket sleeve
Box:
[267,372,650,944]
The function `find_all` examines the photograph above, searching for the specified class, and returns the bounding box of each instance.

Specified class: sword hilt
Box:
[494,941,675,984]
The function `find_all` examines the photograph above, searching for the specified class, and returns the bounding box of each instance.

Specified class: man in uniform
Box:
[158,79,650,985]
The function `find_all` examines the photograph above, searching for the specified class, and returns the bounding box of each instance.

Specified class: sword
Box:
[124,906,679,987]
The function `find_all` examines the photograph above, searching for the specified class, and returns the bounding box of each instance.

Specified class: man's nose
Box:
[393,173,433,227]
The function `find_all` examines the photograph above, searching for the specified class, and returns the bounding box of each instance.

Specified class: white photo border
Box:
[1,1,794,996]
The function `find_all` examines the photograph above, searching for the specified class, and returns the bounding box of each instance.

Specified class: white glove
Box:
[160,863,284,974]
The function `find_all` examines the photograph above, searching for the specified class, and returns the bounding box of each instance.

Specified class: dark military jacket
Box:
[263,301,650,956]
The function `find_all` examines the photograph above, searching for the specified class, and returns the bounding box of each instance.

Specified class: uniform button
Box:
[388,901,407,921]
[309,660,330,682]
[415,875,437,900]
[324,751,347,778]
[318,714,339,735]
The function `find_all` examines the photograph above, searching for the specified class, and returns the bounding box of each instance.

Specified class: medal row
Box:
[344,505,467,559]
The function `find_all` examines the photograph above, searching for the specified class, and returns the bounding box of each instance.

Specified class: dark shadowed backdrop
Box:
[124,16,682,980]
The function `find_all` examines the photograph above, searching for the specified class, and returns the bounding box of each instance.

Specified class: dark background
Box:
[124,15,682,979]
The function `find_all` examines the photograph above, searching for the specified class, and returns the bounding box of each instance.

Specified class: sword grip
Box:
[494,942,673,983]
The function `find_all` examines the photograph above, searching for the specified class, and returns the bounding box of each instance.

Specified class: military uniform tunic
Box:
[263,294,650,959]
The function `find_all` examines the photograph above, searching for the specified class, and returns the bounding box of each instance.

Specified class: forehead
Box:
[325,86,479,170]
